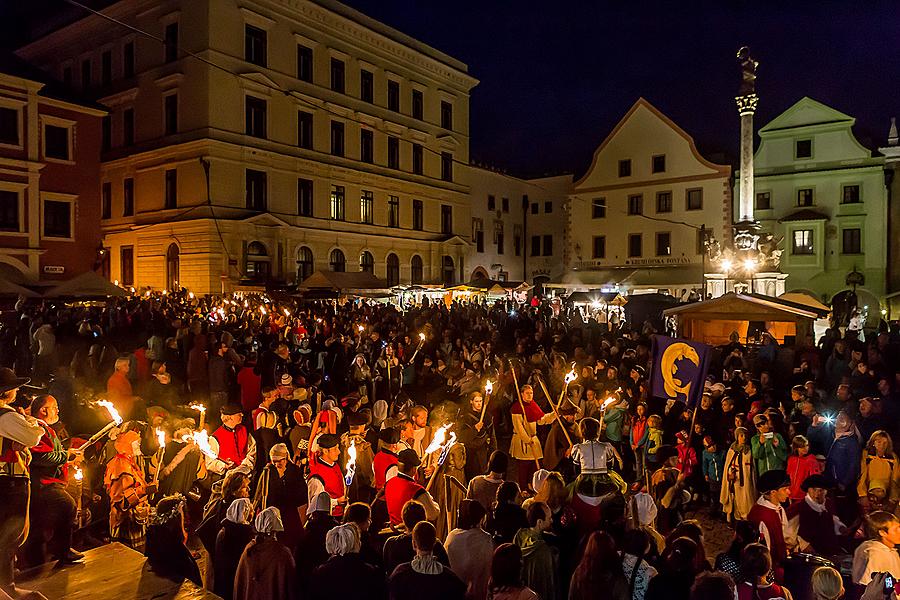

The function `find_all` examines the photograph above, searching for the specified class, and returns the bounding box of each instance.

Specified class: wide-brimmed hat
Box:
[0,368,30,394]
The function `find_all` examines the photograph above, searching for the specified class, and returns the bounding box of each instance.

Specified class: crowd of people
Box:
[1,288,900,600]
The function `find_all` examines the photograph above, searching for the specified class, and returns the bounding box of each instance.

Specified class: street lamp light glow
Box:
[742,258,757,272]
[721,259,733,272]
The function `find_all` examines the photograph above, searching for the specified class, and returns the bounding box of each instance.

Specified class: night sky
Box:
[4,1,899,178]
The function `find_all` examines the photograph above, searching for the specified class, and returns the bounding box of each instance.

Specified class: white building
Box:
[18,0,478,293]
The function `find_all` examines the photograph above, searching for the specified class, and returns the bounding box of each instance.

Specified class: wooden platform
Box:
[19,542,220,599]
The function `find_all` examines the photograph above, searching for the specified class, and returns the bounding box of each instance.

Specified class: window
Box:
[387,136,399,168]
[472,218,484,252]
[330,121,344,156]
[329,248,346,272]
[101,50,112,86]
[410,255,423,284]
[592,236,606,259]
[756,192,771,210]
[795,139,812,159]
[360,70,373,103]
[166,243,179,290]
[360,190,374,224]
[656,191,672,213]
[618,159,631,177]
[441,255,455,286]
[245,170,267,211]
[792,229,814,255]
[495,221,504,255]
[101,116,111,152]
[441,204,452,234]
[245,242,269,281]
[359,251,374,273]
[297,246,313,282]
[386,253,400,287]
[487,195,495,211]
[330,185,345,220]
[440,101,452,130]
[43,198,72,239]
[123,178,134,216]
[531,203,538,215]
[123,108,134,146]
[164,93,178,135]
[441,152,453,181]
[297,178,313,217]
[514,225,522,256]
[0,190,19,232]
[412,144,423,175]
[652,154,666,173]
[388,196,399,227]
[81,59,91,89]
[101,183,112,219]
[0,107,20,146]
[502,197,509,213]
[627,194,643,215]
[797,188,814,207]
[656,232,671,256]
[592,197,606,219]
[842,228,862,254]
[297,45,313,82]
[387,80,400,111]
[411,89,424,120]
[542,235,552,256]
[330,58,345,93]
[544,201,552,213]
[298,111,313,149]
[686,188,703,211]
[44,124,71,161]
[164,22,178,63]
[360,129,374,163]
[842,185,860,204]
[245,96,267,139]
[244,25,267,67]
[164,168,177,209]
[628,234,642,258]
[530,235,541,257]
[123,42,135,78]
[412,199,423,230]
[120,246,134,286]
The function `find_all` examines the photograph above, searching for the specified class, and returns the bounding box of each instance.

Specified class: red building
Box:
[0,54,105,284]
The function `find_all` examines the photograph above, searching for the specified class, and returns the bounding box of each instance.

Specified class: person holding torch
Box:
[510,384,555,490]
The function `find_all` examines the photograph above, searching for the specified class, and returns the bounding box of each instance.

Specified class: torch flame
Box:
[564,364,577,385]
[156,427,166,449]
[418,332,425,341]
[283,308,291,316]
[346,439,357,473]
[188,292,195,299]
[259,306,267,315]
[189,404,206,414]
[97,400,123,425]
[73,466,83,481]
[192,429,218,460]
[485,380,493,395]
[358,325,365,332]
[424,424,452,455]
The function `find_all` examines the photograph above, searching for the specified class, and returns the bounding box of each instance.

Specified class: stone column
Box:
[735,94,759,223]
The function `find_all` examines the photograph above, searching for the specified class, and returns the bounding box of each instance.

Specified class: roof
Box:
[779,292,831,313]
[663,292,825,320]
[297,270,388,291]
[759,97,854,134]
[778,209,830,223]
[44,272,129,298]
[0,52,107,112]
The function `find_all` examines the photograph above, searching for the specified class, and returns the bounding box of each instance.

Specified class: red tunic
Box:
[213,424,249,466]
[308,454,345,516]
[385,473,424,526]
[748,501,788,565]
[373,449,399,491]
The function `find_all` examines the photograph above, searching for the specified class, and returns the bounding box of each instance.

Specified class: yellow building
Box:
[562,98,732,298]
[18,0,478,293]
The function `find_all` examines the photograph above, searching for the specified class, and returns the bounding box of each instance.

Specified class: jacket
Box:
[514,528,559,600]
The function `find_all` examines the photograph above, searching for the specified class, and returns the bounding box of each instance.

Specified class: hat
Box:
[255,506,284,533]
[710,383,726,393]
[532,469,550,493]
[753,413,769,427]
[373,400,388,425]
[656,445,678,463]
[294,404,312,424]
[279,373,293,386]
[488,450,508,474]
[801,474,835,492]
[220,403,242,416]
[398,448,421,468]
[293,387,309,402]
[631,365,645,376]
[269,443,289,460]
[757,469,791,494]
[378,427,400,444]
[675,431,689,444]
[702,435,715,447]
[868,479,889,493]
[0,367,29,394]
[347,411,368,427]
[317,433,340,449]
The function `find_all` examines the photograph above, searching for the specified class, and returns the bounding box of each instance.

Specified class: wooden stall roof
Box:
[663,292,824,321]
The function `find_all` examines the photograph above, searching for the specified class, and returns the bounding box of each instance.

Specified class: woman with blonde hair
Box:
[811,566,844,600]
[858,430,900,511]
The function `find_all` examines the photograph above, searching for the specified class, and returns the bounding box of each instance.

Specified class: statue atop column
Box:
[736,46,758,96]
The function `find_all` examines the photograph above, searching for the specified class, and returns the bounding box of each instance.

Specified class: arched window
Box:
[442,255,455,287]
[359,251,374,273]
[245,241,269,281]
[410,255,423,285]
[166,243,180,290]
[296,246,313,283]
[329,248,346,272]
[386,253,400,287]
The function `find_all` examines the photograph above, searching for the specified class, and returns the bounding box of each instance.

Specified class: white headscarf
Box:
[532,469,550,494]
[255,506,284,533]
[225,498,253,525]
[325,524,361,556]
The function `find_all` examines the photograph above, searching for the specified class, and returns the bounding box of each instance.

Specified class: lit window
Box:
[792,229,814,255]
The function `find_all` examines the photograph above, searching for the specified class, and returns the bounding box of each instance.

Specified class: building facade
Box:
[464,165,570,285]
[0,56,104,284]
[563,98,732,298]
[748,97,888,308]
[18,0,478,293]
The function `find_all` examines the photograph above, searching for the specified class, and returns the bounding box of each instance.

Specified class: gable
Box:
[759,97,854,134]
[243,213,291,227]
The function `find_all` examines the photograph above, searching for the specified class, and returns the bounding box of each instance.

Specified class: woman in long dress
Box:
[720,426,756,521]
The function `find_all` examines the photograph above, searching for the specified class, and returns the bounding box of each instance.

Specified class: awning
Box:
[0,279,40,298]
[553,266,703,289]
[44,272,129,298]
[297,270,389,292]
